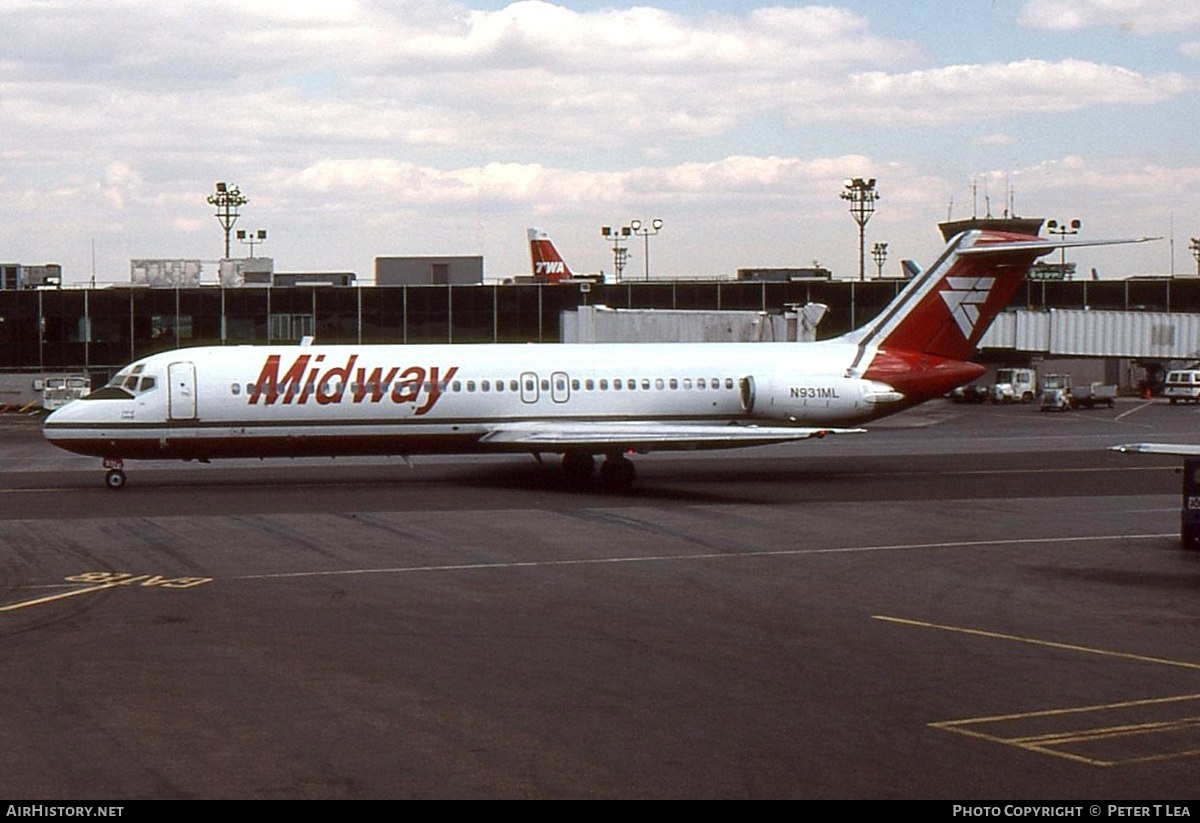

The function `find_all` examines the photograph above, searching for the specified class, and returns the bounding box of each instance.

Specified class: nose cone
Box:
[43,402,75,445]
[42,397,104,456]
[43,398,83,431]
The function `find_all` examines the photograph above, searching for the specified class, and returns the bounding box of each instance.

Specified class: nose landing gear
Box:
[103,458,127,490]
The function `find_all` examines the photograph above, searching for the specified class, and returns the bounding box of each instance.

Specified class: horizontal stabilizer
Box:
[958,236,1159,256]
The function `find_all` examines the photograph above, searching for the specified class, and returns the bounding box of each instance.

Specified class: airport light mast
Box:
[1046,218,1081,279]
[237,228,268,258]
[841,178,879,282]
[208,181,248,260]
[1189,236,1200,276]
[601,225,632,283]
[871,242,889,278]
[629,218,664,281]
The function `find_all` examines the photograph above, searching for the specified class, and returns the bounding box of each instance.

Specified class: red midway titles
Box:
[248,353,459,416]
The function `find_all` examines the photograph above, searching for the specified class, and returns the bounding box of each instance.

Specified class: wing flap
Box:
[479,421,865,451]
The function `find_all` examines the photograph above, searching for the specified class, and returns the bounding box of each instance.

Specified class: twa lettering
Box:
[249,354,459,415]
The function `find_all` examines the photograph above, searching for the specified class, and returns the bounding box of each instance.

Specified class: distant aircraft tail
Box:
[843,230,1154,402]
[528,228,573,284]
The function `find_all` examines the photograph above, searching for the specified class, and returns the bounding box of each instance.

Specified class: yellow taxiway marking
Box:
[930,694,1200,767]
[0,573,212,614]
[875,615,1200,671]
[232,532,1175,581]
[877,615,1200,766]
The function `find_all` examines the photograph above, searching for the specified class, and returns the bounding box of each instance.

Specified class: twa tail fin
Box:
[528,228,573,284]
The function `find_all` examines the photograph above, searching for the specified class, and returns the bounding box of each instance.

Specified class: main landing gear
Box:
[103,458,127,490]
[560,452,637,491]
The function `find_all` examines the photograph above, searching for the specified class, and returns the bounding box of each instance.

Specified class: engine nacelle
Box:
[739,374,904,424]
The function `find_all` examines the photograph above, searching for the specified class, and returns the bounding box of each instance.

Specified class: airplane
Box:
[528,227,573,283]
[528,227,603,283]
[43,229,1152,490]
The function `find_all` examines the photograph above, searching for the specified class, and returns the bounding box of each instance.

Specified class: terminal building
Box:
[2,220,1199,403]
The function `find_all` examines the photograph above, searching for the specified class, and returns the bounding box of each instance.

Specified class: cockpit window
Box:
[93,364,158,399]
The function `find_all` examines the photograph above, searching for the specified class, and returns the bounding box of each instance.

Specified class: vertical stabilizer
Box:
[847,231,1047,364]
[844,230,1053,403]
[528,228,573,284]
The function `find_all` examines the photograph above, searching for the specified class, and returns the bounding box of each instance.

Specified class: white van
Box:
[1164,370,1200,404]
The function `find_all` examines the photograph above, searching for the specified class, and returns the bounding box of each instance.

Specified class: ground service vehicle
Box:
[990,367,1036,403]
[1183,457,1200,549]
[1163,370,1200,404]
[1040,374,1116,411]
[1040,374,1073,411]
[1071,382,1117,409]
[35,374,91,410]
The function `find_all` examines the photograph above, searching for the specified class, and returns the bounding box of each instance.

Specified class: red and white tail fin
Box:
[528,228,573,284]
[844,230,1154,402]
[847,230,1042,363]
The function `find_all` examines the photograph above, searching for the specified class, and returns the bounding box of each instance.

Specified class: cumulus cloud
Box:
[1019,0,1200,33]
[0,2,1190,281]
[839,60,1189,125]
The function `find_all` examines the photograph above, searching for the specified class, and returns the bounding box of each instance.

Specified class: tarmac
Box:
[2,399,1199,799]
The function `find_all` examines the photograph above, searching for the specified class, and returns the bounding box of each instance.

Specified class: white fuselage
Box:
[43,339,900,461]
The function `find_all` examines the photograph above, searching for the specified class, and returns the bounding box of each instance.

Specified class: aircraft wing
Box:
[1111,443,1200,456]
[479,421,865,451]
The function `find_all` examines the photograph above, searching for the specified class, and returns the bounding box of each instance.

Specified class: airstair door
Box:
[168,361,197,421]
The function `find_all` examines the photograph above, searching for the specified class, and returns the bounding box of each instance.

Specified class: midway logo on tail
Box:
[940,275,996,339]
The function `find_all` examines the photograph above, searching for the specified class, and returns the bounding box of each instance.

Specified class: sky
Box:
[0,0,1197,284]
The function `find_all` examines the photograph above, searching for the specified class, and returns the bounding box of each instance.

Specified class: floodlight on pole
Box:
[237,228,268,258]
[600,224,632,283]
[207,181,248,260]
[1046,218,1081,279]
[841,178,879,281]
[871,242,889,278]
[1189,237,1200,277]
[629,218,663,281]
